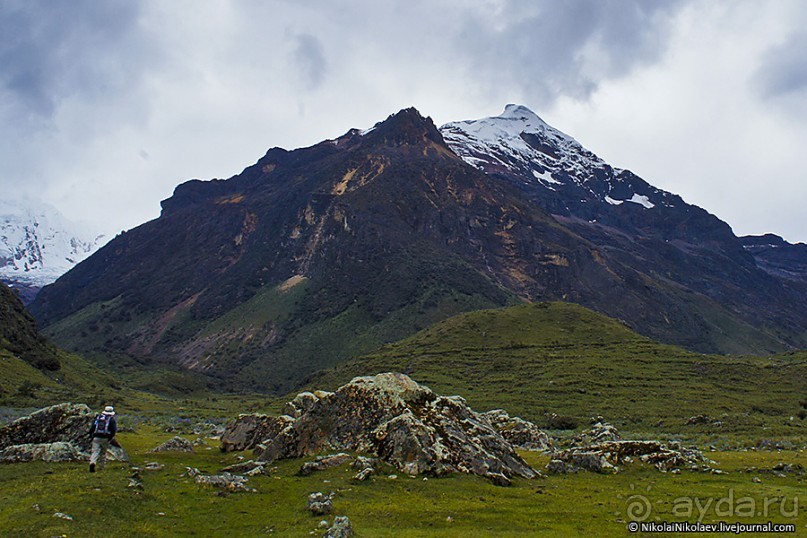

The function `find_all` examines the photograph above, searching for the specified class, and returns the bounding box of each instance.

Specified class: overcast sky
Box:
[2,0,805,242]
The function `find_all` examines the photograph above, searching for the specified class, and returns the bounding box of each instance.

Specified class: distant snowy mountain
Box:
[440,104,682,222]
[0,200,105,301]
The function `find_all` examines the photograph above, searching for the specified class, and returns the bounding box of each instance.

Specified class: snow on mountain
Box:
[0,199,105,290]
[440,104,675,214]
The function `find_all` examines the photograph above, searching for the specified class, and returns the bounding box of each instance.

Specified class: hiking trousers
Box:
[90,437,110,469]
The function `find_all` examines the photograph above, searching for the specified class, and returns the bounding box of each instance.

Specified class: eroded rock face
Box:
[256,373,537,483]
[220,414,295,452]
[482,409,553,452]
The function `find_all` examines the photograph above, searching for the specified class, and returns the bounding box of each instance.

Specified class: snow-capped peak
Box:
[440,104,604,184]
[439,105,672,216]
[0,199,105,289]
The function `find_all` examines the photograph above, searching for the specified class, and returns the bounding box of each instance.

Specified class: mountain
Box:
[441,105,807,353]
[30,106,807,393]
[739,234,807,285]
[0,281,61,371]
[0,200,105,303]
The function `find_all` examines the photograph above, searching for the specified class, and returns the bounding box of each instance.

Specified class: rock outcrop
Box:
[547,419,712,474]
[255,373,537,484]
[482,409,553,451]
[220,414,295,452]
[0,403,128,463]
[569,417,621,446]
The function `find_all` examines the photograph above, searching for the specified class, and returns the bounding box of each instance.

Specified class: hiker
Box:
[88,405,117,472]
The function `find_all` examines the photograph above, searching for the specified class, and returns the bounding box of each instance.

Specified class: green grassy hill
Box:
[312,302,806,443]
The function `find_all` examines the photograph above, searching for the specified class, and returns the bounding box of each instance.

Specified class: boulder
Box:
[151,436,195,453]
[0,403,94,451]
[0,403,129,463]
[185,467,256,493]
[256,373,537,483]
[569,418,621,446]
[299,453,352,476]
[481,409,553,451]
[0,441,86,463]
[325,516,354,538]
[220,414,295,452]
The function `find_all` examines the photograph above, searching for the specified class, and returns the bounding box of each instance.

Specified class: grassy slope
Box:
[0,425,803,537]
[312,303,807,443]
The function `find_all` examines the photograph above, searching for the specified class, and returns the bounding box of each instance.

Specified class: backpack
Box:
[94,414,112,436]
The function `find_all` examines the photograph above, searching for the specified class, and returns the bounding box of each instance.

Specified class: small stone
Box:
[53,512,73,521]
[150,436,195,453]
[752,476,762,483]
[352,468,374,481]
[324,515,353,538]
[318,520,329,528]
[446,516,454,523]
[31,504,40,512]
[388,474,397,480]
[307,492,333,515]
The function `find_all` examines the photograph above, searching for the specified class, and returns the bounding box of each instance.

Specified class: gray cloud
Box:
[454,0,687,103]
[290,33,328,90]
[0,0,804,243]
[755,31,807,99]
[0,0,150,124]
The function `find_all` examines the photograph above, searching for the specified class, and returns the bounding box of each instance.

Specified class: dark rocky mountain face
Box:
[740,234,807,285]
[0,282,60,371]
[30,107,807,392]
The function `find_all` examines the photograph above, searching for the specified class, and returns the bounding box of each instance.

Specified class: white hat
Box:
[103,405,115,415]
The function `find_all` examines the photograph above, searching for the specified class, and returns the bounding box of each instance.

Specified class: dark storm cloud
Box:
[456,0,687,102]
[754,31,807,99]
[0,0,151,123]
[290,33,328,90]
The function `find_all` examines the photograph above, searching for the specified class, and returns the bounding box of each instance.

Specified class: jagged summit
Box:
[0,200,105,301]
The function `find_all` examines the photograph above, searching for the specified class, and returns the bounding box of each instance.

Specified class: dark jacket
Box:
[89,413,117,439]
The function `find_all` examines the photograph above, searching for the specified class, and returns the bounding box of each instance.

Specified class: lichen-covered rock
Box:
[548,440,712,474]
[220,414,294,452]
[569,418,621,446]
[307,491,333,515]
[185,467,256,492]
[0,441,86,463]
[151,436,195,453]
[283,391,332,419]
[0,403,129,463]
[325,515,354,538]
[0,403,94,451]
[256,373,536,483]
[482,409,553,451]
[299,453,352,476]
